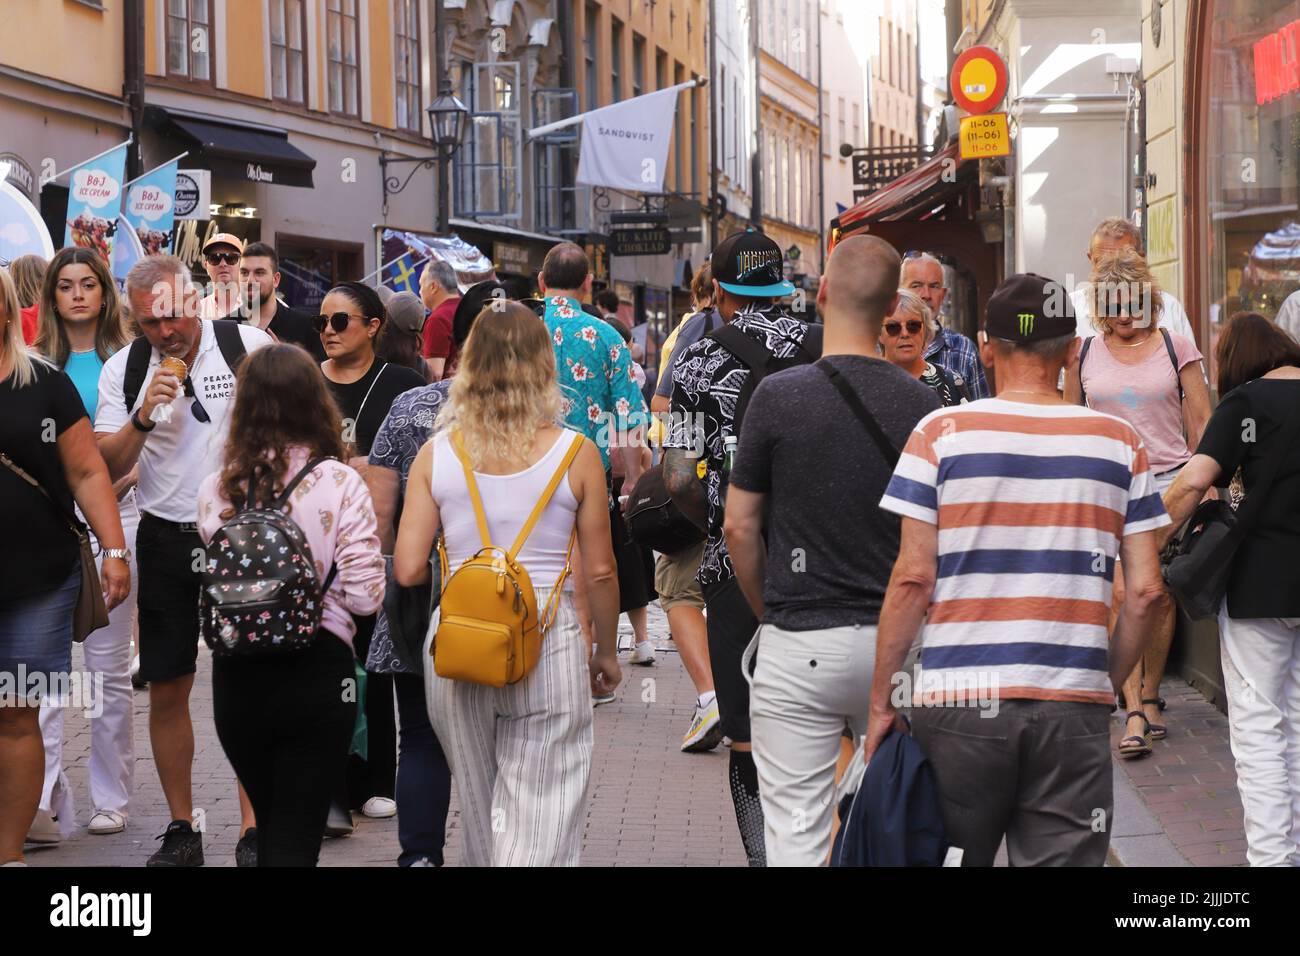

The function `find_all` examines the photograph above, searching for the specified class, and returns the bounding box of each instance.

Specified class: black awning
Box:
[146,106,315,188]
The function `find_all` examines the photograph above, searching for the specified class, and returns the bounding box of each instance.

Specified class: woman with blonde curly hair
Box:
[395,300,621,866]
[1065,245,1211,761]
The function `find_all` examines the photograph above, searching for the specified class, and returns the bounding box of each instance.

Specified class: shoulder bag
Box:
[0,451,109,643]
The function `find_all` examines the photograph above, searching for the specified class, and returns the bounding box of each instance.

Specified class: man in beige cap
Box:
[198,232,245,320]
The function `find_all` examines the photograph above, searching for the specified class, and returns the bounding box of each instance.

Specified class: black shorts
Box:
[136,513,204,683]
[702,575,759,744]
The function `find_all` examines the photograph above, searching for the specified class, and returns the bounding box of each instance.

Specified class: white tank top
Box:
[431,429,582,592]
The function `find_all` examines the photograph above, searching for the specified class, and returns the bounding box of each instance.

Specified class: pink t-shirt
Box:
[197,448,386,650]
[1080,331,1203,474]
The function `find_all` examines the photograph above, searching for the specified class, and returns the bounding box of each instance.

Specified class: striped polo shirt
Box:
[880,399,1170,705]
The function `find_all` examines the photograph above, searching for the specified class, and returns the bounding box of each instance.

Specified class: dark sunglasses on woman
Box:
[205,252,241,266]
[883,319,925,336]
[312,312,362,334]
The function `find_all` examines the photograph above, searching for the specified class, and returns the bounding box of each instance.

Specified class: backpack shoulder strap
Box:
[507,433,585,562]
[798,323,824,361]
[122,336,154,412]
[450,431,494,550]
[1078,336,1094,406]
[815,360,900,468]
[1160,328,1185,403]
[271,456,330,510]
[708,322,772,375]
[212,319,248,374]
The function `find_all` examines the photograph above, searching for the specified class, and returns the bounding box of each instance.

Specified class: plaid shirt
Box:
[925,326,989,400]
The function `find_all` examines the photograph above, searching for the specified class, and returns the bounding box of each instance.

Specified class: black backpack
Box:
[624,462,706,555]
[200,458,338,657]
[707,320,824,437]
[122,319,247,412]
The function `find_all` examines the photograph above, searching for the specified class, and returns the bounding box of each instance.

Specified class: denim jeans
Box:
[394,672,451,866]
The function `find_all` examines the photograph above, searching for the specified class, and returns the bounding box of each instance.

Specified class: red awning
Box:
[835,143,973,234]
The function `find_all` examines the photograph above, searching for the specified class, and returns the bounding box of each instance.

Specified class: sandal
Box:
[1142,698,1168,739]
[1118,711,1153,759]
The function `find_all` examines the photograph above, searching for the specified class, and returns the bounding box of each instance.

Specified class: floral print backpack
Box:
[200,458,338,657]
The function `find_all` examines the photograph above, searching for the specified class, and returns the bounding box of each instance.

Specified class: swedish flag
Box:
[385,253,419,294]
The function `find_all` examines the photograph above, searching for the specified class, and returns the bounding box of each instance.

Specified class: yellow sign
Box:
[959,113,1011,160]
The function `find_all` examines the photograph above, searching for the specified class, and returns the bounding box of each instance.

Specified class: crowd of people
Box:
[1,214,1299,869]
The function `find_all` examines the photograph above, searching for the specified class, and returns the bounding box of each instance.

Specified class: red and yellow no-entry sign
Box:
[951,45,1009,115]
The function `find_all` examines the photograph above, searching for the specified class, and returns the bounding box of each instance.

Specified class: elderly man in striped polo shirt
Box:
[868,273,1171,867]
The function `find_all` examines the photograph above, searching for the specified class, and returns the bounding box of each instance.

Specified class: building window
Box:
[611,18,623,103]
[394,0,421,131]
[165,0,211,82]
[632,33,645,99]
[734,76,742,187]
[720,64,727,178]
[838,97,846,148]
[270,0,306,105]
[585,3,599,110]
[326,0,360,116]
[456,61,522,220]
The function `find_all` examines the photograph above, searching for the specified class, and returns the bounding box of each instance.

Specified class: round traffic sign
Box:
[951,45,1009,115]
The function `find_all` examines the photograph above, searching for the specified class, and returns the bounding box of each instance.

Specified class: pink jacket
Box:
[197,447,385,651]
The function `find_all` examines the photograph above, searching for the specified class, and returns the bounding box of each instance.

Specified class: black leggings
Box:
[212,632,357,866]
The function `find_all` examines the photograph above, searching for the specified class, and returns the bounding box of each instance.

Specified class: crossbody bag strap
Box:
[814,360,901,468]
[352,362,388,441]
[1159,328,1185,403]
[0,450,84,540]
[1078,336,1094,406]
[507,433,585,563]
[450,431,494,549]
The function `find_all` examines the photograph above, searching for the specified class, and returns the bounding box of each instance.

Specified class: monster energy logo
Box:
[1018,312,1035,335]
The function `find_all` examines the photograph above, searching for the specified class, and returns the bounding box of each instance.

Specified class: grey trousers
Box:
[425,595,593,867]
[910,699,1113,866]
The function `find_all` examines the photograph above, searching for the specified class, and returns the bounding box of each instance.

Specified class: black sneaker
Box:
[235,828,258,867]
[146,820,204,867]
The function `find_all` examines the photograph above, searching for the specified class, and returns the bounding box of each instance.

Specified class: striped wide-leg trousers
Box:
[425,595,593,867]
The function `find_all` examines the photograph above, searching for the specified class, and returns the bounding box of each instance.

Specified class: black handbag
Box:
[1163,409,1300,619]
[380,552,438,674]
[624,461,705,555]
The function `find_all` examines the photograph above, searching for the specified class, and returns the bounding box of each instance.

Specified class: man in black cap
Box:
[662,229,820,866]
[869,273,1170,866]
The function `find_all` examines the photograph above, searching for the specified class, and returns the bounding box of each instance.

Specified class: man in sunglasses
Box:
[901,253,990,400]
[237,241,325,362]
[94,255,273,867]
[198,233,246,321]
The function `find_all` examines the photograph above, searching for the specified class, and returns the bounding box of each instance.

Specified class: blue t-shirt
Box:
[63,349,106,422]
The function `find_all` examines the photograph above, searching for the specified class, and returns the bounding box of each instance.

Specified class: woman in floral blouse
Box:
[197,344,385,866]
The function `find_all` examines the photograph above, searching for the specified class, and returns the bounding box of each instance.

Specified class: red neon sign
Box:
[1255,19,1300,105]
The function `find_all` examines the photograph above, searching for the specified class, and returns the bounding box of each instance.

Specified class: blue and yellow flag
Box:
[385,252,420,294]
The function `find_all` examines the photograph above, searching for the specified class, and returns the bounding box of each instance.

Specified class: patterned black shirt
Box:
[664,304,815,588]
[919,361,970,408]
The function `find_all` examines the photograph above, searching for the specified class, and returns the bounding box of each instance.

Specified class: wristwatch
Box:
[102,548,132,562]
[131,409,155,432]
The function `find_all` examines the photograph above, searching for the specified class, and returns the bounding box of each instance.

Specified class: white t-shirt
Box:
[1271,291,1300,342]
[96,321,273,522]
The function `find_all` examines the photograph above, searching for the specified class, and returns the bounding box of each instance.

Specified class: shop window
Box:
[326,0,360,116]
[533,88,588,235]
[394,0,421,132]
[455,62,522,221]
[166,0,211,83]
[270,0,306,105]
[1203,0,1300,374]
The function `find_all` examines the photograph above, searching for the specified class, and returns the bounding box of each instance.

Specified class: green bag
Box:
[349,662,368,761]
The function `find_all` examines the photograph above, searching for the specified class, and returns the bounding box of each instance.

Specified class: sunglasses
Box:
[182,376,210,423]
[883,319,925,336]
[312,312,364,334]
[205,252,241,266]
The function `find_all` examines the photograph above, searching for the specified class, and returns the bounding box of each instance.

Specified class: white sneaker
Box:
[361,796,397,819]
[628,640,656,666]
[681,700,724,753]
[88,809,126,835]
[26,810,61,844]
[409,857,437,867]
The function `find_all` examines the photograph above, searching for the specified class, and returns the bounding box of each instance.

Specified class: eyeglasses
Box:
[883,319,925,337]
[312,312,363,334]
[182,376,210,423]
[205,252,241,266]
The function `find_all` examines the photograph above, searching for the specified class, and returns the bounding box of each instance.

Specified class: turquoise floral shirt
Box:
[542,295,648,470]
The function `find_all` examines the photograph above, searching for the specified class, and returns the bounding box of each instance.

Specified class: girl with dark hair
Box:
[29,246,138,843]
[196,344,385,865]
[1159,310,1300,866]
[315,282,424,827]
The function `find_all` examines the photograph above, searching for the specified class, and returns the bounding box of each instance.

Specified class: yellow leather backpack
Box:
[433,431,584,687]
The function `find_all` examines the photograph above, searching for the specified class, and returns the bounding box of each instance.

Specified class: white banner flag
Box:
[575,87,680,193]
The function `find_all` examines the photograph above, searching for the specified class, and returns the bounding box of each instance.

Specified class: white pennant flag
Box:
[575,87,680,193]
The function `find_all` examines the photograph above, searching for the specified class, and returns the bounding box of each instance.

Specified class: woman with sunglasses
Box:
[26,247,138,843]
[879,290,968,407]
[1064,248,1211,760]
[316,281,424,828]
